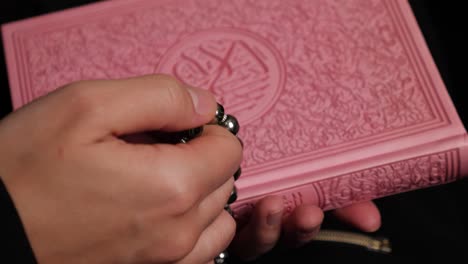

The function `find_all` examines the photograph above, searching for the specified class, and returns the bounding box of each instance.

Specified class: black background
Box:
[1,1,468,263]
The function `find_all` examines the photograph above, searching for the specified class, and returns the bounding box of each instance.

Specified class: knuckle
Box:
[161,82,188,106]
[62,82,101,118]
[153,159,200,215]
[149,74,192,114]
[166,228,198,260]
[147,74,185,100]
[167,182,198,214]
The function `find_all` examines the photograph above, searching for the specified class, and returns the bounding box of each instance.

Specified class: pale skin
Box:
[0,74,380,264]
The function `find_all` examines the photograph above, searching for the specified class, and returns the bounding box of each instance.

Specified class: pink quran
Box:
[2,0,468,221]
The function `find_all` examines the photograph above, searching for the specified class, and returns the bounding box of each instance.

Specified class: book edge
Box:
[1,24,21,109]
[236,130,468,198]
[232,136,468,222]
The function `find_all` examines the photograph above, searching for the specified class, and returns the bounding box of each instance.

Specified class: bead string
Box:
[164,103,240,264]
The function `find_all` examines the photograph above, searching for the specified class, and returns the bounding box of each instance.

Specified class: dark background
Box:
[1,1,468,263]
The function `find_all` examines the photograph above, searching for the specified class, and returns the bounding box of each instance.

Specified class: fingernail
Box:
[186,86,215,116]
[267,210,283,226]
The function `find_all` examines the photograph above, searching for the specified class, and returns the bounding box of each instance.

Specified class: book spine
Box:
[231,141,468,225]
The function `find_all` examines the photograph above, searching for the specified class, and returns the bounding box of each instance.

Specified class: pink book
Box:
[2,0,468,222]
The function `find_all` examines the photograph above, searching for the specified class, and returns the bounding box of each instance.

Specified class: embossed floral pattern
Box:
[20,0,436,171]
[232,150,458,220]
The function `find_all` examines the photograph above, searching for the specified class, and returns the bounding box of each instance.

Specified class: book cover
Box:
[2,0,468,222]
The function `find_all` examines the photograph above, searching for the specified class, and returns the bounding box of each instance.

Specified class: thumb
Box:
[65,74,217,138]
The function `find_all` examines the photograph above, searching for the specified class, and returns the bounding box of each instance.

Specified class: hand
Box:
[0,75,243,264]
[230,197,381,261]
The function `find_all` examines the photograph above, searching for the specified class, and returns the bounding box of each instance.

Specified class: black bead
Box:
[185,126,203,139]
[227,186,237,204]
[211,103,225,124]
[214,251,229,264]
[177,126,204,143]
[234,167,241,181]
[220,114,239,135]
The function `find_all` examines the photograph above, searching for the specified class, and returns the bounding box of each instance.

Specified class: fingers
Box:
[123,125,242,199]
[227,199,379,262]
[230,196,284,261]
[60,74,217,139]
[177,211,236,264]
[177,125,242,197]
[230,198,325,261]
[195,177,235,230]
[332,201,381,232]
[282,204,323,247]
